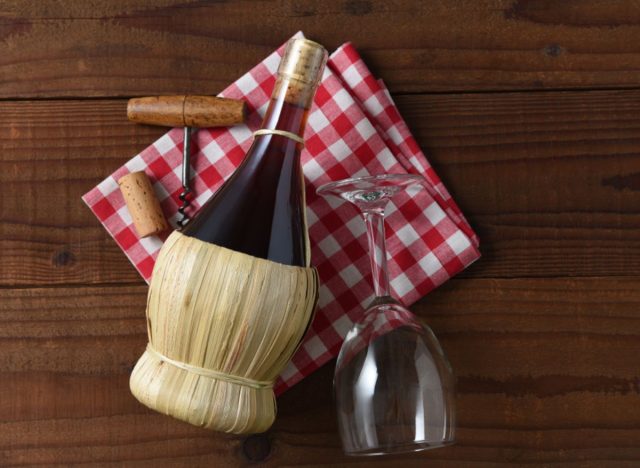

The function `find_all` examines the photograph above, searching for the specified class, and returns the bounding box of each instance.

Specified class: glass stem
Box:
[363,210,391,299]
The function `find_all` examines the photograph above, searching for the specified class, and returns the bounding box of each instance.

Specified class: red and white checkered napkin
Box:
[83,32,480,394]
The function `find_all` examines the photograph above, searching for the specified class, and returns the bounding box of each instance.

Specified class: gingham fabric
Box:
[82,32,480,394]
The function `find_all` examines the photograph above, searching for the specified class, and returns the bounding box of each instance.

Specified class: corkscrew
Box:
[127,95,247,228]
[177,127,193,227]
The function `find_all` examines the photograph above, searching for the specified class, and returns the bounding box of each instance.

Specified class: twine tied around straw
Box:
[145,344,274,389]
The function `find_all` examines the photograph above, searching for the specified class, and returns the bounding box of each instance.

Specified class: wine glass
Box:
[316,174,456,456]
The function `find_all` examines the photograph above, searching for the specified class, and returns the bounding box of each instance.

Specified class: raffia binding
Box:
[253,129,305,146]
[145,344,274,389]
[129,231,318,434]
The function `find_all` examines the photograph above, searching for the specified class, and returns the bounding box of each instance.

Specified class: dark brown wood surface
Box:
[1,1,639,466]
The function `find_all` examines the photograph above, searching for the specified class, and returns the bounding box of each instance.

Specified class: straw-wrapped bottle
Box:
[129,38,327,434]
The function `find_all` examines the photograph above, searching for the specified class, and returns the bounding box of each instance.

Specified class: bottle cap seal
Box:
[278,38,328,85]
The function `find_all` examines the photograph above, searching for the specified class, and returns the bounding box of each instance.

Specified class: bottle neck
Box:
[260,76,315,137]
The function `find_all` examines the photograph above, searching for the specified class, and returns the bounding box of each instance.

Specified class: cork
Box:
[118,171,169,238]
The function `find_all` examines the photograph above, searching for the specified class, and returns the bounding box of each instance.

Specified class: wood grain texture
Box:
[0,100,159,286]
[1,89,639,286]
[395,90,640,279]
[127,95,246,128]
[1,278,638,466]
[2,1,639,465]
[2,0,640,97]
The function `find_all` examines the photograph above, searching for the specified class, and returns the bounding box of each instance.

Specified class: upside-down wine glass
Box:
[316,174,456,456]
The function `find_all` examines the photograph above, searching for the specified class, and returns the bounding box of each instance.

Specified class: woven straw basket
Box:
[130,231,318,434]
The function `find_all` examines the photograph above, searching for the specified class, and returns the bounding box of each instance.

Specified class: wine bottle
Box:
[183,38,327,266]
[129,38,327,435]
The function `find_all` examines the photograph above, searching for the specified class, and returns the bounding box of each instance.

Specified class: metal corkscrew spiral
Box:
[177,126,192,229]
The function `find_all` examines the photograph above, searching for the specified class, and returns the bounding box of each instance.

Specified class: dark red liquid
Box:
[182,99,309,266]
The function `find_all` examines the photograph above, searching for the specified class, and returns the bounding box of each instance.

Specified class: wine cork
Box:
[118,171,169,238]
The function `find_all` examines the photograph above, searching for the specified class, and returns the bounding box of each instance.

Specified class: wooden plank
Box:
[0,100,161,285]
[2,0,640,97]
[1,89,640,285]
[0,278,639,465]
[394,90,640,278]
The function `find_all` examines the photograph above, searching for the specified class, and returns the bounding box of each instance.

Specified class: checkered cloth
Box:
[82,32,480,394]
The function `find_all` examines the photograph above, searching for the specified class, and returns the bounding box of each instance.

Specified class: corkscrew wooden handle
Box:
[127,95,246,128]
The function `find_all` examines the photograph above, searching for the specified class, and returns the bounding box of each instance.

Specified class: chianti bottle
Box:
[183,39,327,266]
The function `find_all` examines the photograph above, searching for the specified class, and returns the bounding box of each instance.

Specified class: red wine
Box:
[183,100,309,265]
[183,39,327,267]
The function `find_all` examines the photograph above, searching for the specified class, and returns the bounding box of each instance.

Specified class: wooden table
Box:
[2,1,639,466]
